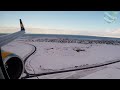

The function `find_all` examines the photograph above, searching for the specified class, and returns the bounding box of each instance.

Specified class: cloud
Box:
[102,28,120,38]
[0,27,120,38]
[0,27,19,33]
[110,28,120,34]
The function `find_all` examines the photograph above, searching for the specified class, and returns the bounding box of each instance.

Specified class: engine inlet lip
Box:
[3,55,24,79]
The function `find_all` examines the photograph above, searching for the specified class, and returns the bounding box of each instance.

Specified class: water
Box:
[24,34,120,41]
[1,33,120,41]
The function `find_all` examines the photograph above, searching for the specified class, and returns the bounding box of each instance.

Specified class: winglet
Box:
[20,19,25,31]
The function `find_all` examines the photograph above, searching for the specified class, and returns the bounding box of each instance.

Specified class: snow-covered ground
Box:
[80,66,120,79]
[80,61,120,79]
[1,41,33,60]
[25,42,120,73]
[2,37,120,79]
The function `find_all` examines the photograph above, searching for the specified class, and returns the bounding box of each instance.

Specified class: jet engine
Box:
[1,50,24,79]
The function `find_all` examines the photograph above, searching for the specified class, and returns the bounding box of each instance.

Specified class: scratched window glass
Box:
[104,11,119,23]
[0,11,120,79]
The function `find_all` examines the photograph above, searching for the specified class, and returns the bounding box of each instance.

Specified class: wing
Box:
[0,19,25,47]
[0,19,25,79]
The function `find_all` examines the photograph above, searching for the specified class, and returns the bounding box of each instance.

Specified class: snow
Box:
[24,41,120,74]
[2,37,120,79]
[80,61,120,79]
[1,41,33,60]
[29,66,107,79]
[80,65,120,79]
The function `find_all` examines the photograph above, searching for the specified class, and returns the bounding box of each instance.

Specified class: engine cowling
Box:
[1,50,24,79]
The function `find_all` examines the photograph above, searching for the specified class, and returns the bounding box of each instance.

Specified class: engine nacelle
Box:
[1,50,24,79]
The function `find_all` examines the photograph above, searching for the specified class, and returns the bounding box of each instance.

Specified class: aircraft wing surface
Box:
[0,19,25,79]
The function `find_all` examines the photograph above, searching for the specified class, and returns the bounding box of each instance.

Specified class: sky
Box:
[0,11,120,37]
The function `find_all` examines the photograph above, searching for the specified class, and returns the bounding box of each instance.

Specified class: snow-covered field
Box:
[2,37,120,79]
[1,41,33,60]
[25,42,120,72]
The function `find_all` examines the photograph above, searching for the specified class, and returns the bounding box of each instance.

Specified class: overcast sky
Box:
[0,11,120,37]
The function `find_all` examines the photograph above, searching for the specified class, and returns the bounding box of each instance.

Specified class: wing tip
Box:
[20,19,25,31]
